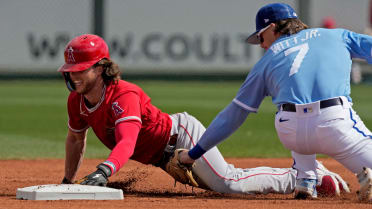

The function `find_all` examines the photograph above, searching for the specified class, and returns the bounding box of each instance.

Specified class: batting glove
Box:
[79,163,112,186]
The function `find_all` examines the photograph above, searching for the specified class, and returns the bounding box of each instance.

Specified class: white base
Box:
[16,184,124,200]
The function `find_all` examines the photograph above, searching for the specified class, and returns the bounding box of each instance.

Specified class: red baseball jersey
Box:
[67,80,172,165]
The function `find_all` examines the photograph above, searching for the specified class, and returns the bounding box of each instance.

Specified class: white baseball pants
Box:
[170,112,296,194]
[275,96,372,179]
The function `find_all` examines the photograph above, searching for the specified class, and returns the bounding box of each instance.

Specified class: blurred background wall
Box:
[0,0,371,79]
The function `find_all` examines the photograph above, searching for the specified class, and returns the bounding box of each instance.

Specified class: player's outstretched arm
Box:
[62,129,87,183]
[74,121,141,186]
[184,102,251,162]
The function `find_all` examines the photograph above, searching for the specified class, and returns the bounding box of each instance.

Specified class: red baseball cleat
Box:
[316,162,351,197]
[316,175,340,197]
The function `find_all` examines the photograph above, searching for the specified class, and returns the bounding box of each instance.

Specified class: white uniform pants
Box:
[275,96,372,179]
[169,112,296,194]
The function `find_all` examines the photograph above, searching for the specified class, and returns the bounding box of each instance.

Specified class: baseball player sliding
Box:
[58,34,349,196]
[179,3,372,202]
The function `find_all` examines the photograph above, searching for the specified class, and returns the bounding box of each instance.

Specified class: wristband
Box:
[188,144,206,160]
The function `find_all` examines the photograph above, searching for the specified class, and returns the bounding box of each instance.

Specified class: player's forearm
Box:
[64,130,87,181]
[104,121,141,175]
[189,102,250,159]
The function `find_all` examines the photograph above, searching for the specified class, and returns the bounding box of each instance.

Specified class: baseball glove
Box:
[165,149,199,187]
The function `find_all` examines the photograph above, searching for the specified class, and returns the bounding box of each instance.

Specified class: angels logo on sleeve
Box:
[112,102,124,116]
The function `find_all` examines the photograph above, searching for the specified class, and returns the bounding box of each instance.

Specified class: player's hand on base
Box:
[178,150,195,164]
[78,163,112,186]
[61,177,73,184]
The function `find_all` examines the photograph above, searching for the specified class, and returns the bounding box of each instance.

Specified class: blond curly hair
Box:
[93,58,121,84]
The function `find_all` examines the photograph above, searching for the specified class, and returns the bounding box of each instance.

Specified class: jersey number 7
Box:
[284,43,309,76]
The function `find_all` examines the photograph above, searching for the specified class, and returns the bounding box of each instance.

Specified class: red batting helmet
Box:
[58,34,110,72]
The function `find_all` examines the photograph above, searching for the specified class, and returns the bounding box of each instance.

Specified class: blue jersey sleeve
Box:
[343,30,372,64]
[233,62,268,112]
[188,102,250,159]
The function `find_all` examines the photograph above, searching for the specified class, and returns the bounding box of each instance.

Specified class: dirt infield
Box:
[1,158,371,209]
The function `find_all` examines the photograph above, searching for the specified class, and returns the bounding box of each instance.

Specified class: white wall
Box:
[0,0,91,72]
[0,0,369,74]
[105,0,295,72]
[309,0,369,32]
[0,0,295,73]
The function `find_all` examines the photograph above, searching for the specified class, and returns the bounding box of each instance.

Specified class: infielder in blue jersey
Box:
[179,3,372,201]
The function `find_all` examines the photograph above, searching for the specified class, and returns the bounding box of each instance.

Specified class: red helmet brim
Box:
[57,59,98,72]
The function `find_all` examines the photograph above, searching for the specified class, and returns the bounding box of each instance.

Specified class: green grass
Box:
[0,80,371,159]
